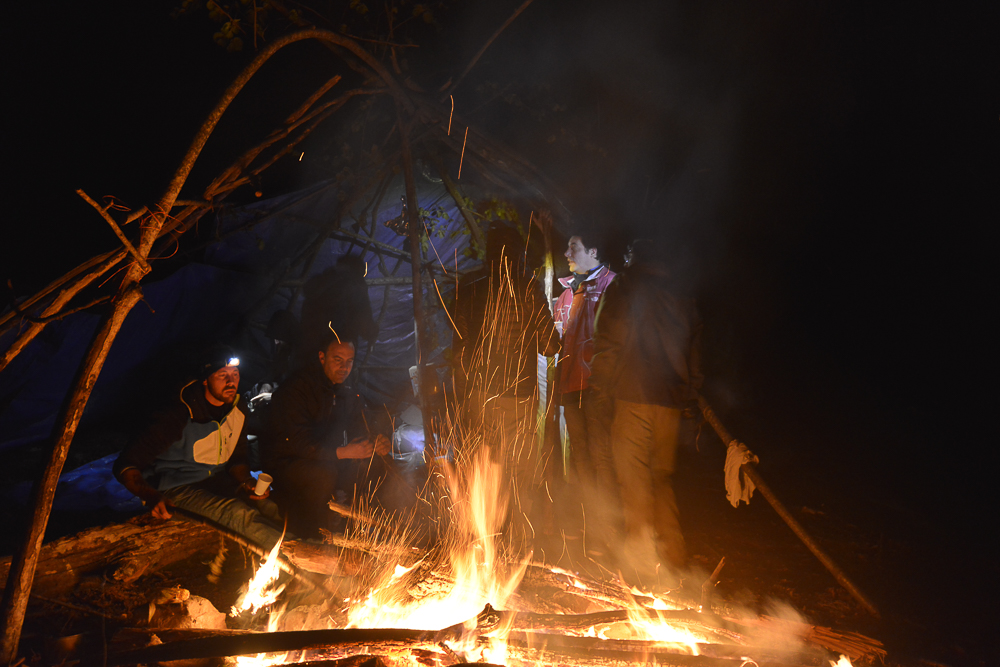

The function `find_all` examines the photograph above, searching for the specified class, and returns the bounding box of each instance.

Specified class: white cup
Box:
[254,473,273,496]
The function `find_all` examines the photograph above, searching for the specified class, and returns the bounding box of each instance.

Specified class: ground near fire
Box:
[1,1,995,666]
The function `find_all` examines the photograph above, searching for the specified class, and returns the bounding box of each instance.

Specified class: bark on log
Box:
[0,518,218,598]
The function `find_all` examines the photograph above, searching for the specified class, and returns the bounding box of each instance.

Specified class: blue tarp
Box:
[0,176,482,455]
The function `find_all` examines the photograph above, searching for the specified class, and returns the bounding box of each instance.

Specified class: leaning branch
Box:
[153,29,407,230]
[697,395,880,618]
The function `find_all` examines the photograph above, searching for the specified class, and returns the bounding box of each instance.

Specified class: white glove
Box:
[724,440,758,508]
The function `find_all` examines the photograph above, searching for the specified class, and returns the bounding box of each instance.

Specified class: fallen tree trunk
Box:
[0,517,218,597]
[0,512,370,601]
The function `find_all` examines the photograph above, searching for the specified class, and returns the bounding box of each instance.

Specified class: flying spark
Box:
[458,127,468,179]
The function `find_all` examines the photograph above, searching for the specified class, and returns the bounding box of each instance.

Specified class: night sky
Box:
[2,0,996,659]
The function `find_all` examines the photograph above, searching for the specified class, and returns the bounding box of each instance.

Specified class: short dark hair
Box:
[485,221,524,264]
[317,326,357,355]
[569,228,603,262]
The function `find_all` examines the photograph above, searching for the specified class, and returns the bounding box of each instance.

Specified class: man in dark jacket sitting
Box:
[591,239,703,589]
[113,347,284,550]
[263,334,390,538]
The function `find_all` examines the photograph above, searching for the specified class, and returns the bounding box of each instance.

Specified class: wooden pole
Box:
[0,286,142,662]
[395,104,436,456]
[696,395,880,617]
[438,168,486,252]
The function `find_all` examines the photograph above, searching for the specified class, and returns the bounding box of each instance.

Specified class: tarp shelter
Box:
[0,174,533,455]
[0,27,580,662]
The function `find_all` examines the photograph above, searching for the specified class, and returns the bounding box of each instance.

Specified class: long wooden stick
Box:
[396,105,436,456]
[696,395,880,617]
[0,249,121,335]
[0,286,143,662]
[506,632,816,667]
[445,0,536,97]
[0,252,123,373]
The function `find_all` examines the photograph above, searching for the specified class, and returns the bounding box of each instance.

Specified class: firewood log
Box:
[0,517,217,597]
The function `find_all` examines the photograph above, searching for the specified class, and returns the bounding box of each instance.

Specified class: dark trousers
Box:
[562,389,619,546]
[271,456,388,538]
[271,459,339,538]
[612,400,685,587]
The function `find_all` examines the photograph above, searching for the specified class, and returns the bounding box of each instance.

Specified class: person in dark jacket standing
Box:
[113,347,284,550]
[263,335,390,538]
[591,240,703,588]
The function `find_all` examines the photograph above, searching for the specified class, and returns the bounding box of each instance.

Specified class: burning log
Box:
[108,626,828,667]
[506,632,823,667]
[106,627,451,666]
[491,607,745,644]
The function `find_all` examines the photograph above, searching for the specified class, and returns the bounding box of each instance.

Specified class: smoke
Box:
[447,0,746,287]
[750,599,809,653]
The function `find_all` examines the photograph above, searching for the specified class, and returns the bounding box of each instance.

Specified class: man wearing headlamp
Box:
[113,345,283,550]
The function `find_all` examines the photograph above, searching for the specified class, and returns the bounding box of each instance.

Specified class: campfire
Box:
[107,433,884,667]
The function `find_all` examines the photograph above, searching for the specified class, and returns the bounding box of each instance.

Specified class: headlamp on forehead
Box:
[198,345,241,380]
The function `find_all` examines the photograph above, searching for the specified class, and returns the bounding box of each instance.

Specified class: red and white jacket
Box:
[553,265,616,394]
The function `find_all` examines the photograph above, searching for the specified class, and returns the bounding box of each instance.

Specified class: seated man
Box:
[113,347,284,550]
[263,334,391,538]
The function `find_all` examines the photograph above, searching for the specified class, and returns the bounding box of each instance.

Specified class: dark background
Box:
[2,0,996,663]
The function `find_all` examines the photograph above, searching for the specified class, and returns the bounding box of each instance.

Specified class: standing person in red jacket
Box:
[553,230,616,547]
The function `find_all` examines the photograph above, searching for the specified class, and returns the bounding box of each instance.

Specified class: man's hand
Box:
[240,478,271,501]
[373,433,391,456]
[336,436,377,459]
[149,497,175,520]
[121,468,174,520]
[231,464,271,500]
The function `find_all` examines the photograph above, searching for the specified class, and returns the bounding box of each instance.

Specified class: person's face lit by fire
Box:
[565,236,600,274]
[203,365,240,406]
[319,341,355,385]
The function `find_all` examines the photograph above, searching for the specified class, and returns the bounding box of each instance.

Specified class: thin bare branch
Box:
[445,0,536,97]
[76,190,151,275]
